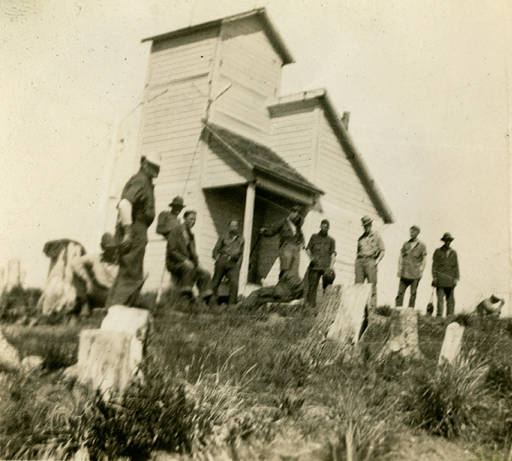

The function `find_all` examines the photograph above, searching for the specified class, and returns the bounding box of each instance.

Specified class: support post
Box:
[240,182,256,294]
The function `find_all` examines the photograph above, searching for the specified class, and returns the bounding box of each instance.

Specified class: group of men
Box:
[70,152,464,316]
[356,215,460,316]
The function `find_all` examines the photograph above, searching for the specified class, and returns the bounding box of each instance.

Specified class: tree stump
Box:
[378,308,422,360]
[438,322,464,365]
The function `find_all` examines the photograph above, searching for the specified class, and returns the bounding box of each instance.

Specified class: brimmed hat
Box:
[143,152,162,168]
[169,196,185,208]
[441,232,454,242]
[361,215,373,225]
[100,232,116,249]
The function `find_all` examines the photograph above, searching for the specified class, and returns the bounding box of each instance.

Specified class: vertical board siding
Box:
[270,107,316,178]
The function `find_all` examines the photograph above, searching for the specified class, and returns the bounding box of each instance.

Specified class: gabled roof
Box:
[268,89,394,223]
[141,8,294,65]
[203,122,323,196]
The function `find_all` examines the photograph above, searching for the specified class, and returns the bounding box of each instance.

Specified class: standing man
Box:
[166,210,212,302]
[305,219,336,308]
[432,232,459,316]
[156,196,185,238]
[211,220,244,305]
[260,205,305,278]
[395,225,427,308]
[106,153,161,307]
[355,215,385,309]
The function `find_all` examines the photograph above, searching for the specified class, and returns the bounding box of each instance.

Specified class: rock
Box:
[378,308,422,360]
[21,355,44,373]
[438,322,465,365]
[0,329,20,369]
[326,284,372,345]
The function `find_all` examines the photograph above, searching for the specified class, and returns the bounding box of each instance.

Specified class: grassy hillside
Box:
[1,292,512,460]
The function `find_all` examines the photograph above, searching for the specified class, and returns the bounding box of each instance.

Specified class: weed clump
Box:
[403,353,490,439]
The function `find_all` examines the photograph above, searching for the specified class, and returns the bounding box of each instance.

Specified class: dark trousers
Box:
[305,268,333,307]
[212,260,240,304]
[170,263,212,299]
[279,243,301,278]
[395,278,420,307]
[106,226,146,307]
[436,286,455,316]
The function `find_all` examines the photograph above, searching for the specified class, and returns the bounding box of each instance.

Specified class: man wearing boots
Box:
[432,232,459,316]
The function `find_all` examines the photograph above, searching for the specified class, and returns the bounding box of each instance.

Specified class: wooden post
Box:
[240,183,255,294]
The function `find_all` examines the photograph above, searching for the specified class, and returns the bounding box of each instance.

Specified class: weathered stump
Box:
[326,284,372,345]
[378,308,422,360]
[302,284,371,365]
[65,306,151,398]
[438,322,464,365]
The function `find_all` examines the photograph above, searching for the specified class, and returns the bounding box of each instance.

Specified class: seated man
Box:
[240,272,304,311]
[71,232,119,316]
[166,210,212,302]
[475,295,505,317]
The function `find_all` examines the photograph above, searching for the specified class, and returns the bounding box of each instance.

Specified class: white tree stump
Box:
[379,308,422,360]
[326,284,372,345]
[438,322,464,365]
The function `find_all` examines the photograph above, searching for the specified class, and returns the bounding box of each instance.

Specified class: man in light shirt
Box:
[395,225,427,308]
[355,215,385,309]
[71,232,119,315]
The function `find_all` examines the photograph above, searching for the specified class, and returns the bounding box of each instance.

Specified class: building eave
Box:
[141,8,294,65]
[268,89,394,224]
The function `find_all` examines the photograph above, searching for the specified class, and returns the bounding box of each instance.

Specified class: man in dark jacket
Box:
[305,219,336,308]
[166,210,212,301]
[395,225,427,308]
[260,205,305,278]
[211,220,244,305]
[156,196,185,238]
[432,232,459,316]
[106,153,160,307]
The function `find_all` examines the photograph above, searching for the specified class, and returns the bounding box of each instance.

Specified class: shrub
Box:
[0,286,41,323]
[403,352,491,439]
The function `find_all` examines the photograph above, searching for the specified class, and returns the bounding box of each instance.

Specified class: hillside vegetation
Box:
[1,288,512,460]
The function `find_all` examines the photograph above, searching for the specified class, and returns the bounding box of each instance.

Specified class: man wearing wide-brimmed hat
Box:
[156,196,185,238]
[106,152,161,307]
[355,215,385,309]
[260,205,305,279]
[432,232,459,316]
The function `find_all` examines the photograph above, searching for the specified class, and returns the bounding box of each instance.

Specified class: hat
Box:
[143,152,162,168]
[410,225,420,232]
[361,215,373,225]
[100,232,116,249]
[169,196,185,208]
[441,232,454,242]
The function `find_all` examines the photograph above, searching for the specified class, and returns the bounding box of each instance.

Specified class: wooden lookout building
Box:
[104,8,393,294]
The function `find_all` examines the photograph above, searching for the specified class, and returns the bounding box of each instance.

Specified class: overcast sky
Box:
[1,0,511,312]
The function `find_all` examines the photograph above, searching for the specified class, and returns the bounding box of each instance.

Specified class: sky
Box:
[1,0,511,313]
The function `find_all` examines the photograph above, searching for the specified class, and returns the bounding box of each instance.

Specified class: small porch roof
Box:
[203,122,324,201]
